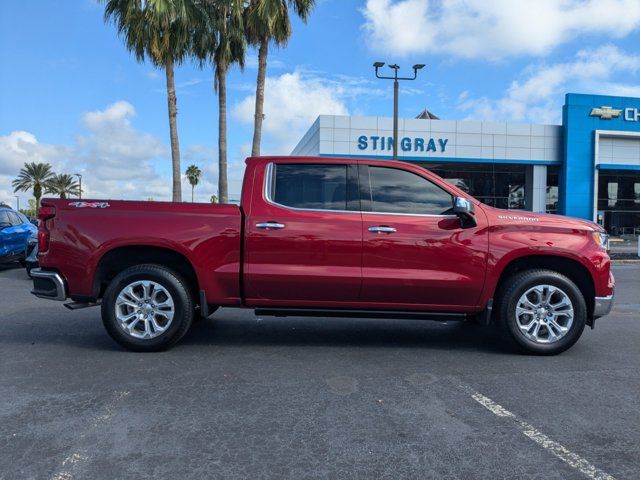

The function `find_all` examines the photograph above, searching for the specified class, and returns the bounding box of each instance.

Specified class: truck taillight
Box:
[38,229,50,253]
[38,203,56,221]
[38,202,56,253]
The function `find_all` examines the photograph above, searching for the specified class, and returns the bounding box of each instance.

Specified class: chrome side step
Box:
[254,308,467,322]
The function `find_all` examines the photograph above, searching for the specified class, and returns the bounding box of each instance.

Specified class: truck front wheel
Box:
[496,269,586,355]
[101,264,194,352]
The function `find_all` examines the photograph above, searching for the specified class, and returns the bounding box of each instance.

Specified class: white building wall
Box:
[292,115,563,164]
[290,117,321,156]
[597,134,640,167]
[525,165,548,212]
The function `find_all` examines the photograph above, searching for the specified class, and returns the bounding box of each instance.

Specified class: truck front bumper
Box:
[593,290,615,319]
[31,268,67,301]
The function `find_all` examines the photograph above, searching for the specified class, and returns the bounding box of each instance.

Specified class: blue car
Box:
[0,207,37,265]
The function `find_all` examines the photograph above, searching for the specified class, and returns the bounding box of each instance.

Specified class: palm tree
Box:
[103,0,201,203]
[245,0,314,157]
[185,164,202,202]
[45,174,81,199]
[12,162,55,207]
[192,0,245,204]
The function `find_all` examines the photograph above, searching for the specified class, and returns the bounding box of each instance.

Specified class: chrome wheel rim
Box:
[115,280,175,339]
[515,284,574,344]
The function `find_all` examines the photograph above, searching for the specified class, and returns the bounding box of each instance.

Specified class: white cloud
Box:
[1,100,252,207]
[0,131,70,208]
[73,101,169,200]
[231,68,412,154]
[0,131,69,176]
[458,46,640,123]
[362,0,640,59]
[232,70,349,153]
[0,101,176,205]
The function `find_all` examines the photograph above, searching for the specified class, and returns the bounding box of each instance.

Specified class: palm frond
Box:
[103,0,199,67]
[185,164,202,187]
[12,162,55,193]
[244,0,315,46]
[45,174,81,199]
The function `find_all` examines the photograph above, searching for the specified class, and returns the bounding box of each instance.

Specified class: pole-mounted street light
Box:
[74,173,83,199]
[373,62,425,160]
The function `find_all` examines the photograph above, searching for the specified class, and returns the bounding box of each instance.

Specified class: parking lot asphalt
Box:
[0,265,639,480]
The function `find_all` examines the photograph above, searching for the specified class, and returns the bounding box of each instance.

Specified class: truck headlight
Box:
[591,231,609,252]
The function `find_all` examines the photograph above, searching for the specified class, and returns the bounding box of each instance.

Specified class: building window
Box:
[420,162,526,210]
[597,169,640,235]
[546,166,559,214]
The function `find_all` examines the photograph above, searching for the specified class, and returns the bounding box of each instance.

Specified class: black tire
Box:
[101,264,194,352]
[495,269,586,355]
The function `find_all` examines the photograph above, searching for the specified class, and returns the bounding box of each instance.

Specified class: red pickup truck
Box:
[31,156,614,354]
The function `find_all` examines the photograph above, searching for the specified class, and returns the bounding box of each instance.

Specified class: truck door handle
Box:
[368,225,396,234]
[256,222,285,229]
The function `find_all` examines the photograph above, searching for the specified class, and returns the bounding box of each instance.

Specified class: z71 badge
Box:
[68,201,110,209]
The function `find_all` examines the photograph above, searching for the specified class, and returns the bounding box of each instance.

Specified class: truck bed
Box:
[39,199,243,305]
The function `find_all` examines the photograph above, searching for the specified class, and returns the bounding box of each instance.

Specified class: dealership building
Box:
[292,93,640,235]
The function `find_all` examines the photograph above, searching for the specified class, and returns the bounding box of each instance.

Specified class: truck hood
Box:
[481,205,604,232]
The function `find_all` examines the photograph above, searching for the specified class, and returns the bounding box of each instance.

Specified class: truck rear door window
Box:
[367,166,453,215]
[272,164,348,211]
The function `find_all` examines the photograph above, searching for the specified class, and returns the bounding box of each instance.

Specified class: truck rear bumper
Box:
[594,291,614,319]
[31,268,67,301]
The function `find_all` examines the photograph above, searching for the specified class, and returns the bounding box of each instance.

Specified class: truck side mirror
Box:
[453,197,477,228]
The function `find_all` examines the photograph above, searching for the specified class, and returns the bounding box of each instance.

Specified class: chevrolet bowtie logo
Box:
[590,106,622,119]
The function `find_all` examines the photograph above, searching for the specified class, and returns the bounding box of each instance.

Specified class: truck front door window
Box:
[367,166,453,215]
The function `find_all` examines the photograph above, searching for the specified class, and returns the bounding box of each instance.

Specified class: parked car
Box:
[0,207,37,266]
[31,157,614,354]
[24,232,38,277]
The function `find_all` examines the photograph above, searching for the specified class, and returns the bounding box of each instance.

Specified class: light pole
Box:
[74,173,83,199]
[15,195,19,211]
[373,62,425,160]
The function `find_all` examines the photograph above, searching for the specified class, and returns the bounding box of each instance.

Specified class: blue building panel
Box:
[561,93,640,220]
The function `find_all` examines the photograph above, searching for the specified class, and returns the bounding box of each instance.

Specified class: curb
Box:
[611,259,640,265]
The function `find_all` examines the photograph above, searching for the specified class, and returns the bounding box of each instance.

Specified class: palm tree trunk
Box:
[192,185,194,203]
[251,39,268,157]
[34,184,42,209]
[218,63,228,204]
[165,59,182,203]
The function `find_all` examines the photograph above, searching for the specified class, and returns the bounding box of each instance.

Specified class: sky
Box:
[1,0,640,206]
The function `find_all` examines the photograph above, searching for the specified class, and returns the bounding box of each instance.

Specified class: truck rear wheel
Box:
[495,269,586,355]
[101,264,194,352]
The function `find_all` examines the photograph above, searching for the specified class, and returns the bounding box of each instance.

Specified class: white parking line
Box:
[464,386,616,480]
